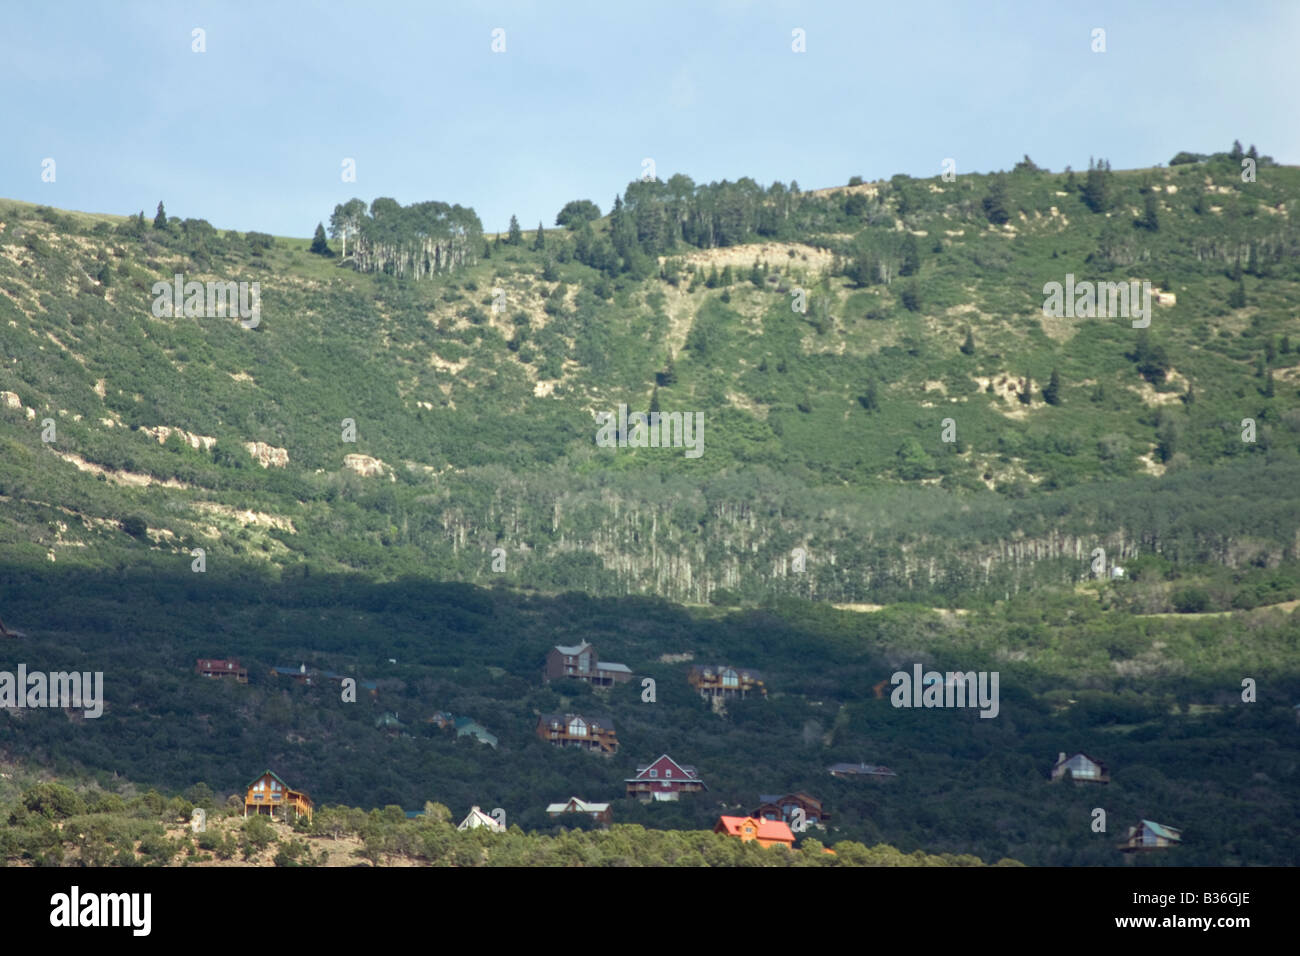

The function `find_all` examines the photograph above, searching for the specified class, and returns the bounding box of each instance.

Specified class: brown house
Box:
[688,665,766,701]
[753,792,829,826]
[536,713,619,755]
[244,770,312,823]
[546,797,613,827]
[544,642,632,687]
[195,658,248,683]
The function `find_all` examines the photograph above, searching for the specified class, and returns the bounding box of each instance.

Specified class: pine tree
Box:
[533,221,545,251]
[154,202,168,230]
[309,222,331,255]
[649,386,660,414]
[507,215,522,246]
[1137,192,1159,231]
[1247,242,1260,277]
[1182,383,1195,405]
[900,234,921,276]
[959,328,975,356]
[1264,369,1275,398]
[858,381,880,412]
[982,176,1011,225]
[1229,140,1245,162]
[1255,354,1266,378]
[1018,377,1033,404]
[1043,369,1062,405]
[1281,335,1291,355]
[1082,158,1112,213]
[750,260,763,287]
[1229,272,1247,309]
[720,265,733,286]
[706,266,720,289]
[483,240,491,259]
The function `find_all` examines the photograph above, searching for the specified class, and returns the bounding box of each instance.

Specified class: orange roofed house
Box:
[715,815,795,848]
[244,770,313,823]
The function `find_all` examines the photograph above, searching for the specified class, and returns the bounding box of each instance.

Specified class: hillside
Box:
[2,146,1298,606]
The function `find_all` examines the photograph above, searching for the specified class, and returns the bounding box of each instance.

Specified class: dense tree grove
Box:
[329,197,482,278]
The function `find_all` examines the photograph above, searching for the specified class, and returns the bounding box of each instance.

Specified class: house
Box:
[753,792,829,826]
[1118,820,1182,852]
[195,658,248,683]
[1050,752,1110,783]
[688,665,766,701]
[828,762,897,780]
[626,754,706,801]
[715,815,795,849]
[270,663,377,695]
[536,713,619,755]
[375,712,405,732]
[244,769,312,823]
[544,641,633,687]
[428,711,455,730]
[457,806,505,832]
[0,615,26,639]
[454,716,498,748]
[546,797,613,827]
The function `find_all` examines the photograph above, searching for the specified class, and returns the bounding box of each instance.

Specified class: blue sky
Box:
[5,1,1296,236]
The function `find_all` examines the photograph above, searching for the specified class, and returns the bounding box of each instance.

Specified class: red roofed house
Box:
[195,658,248,683]
[625,754,706,802]
[715,815,795,849]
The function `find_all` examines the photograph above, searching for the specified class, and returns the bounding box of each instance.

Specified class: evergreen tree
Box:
[959,328,975,356]
[1281,335,1291,355]
[507,215,522,246]
[858,381,880,412]
[1137,192,1159,231]
[649,386,660,414]
[1063,166,1076,192]
[1229,139,1245,162]
[982,176,1011,225]
[482,240,491,259]
[1263,369,1275,398]
[309,223,331,255]
[154,202,168,230]
[1018,377,1033,404]
[533,221,545,251]
[1247,242,1260,277]
[720,265,733,286]
[1082,158,1112,213]
[900,234,921,276]
[749,260,763,287]
[1229,272,1247,309]
[706,266,720,289]
[1043,369,1062,405]
[1182,383,1195,405]
[900,280,921,312]
[1254,354,1266,378]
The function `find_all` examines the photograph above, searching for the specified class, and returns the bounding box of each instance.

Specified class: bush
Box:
[1171,586,1211,614]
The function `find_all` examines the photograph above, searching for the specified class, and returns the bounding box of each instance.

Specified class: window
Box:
[722,669,739,689]
[569,718,588,736]
[665,769,672,778]
[649,770,657,778]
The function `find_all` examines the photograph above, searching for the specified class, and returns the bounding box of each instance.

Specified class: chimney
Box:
[300,663,306,674]
[1058,752,1066,764]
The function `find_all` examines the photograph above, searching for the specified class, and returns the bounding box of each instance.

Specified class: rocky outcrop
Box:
[141,426,217,451]
[343,453,386,477]
[243,441,289,468]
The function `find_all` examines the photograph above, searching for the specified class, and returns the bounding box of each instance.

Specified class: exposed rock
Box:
[244,441,289,468]
[0,391,21,410]
[343,453,386,477]
[141,425,217,451]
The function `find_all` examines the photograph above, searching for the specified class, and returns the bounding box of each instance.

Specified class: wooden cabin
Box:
[244,770,312,823]
[195,658,248,683]
[543,641,632,687]
[1050,752,1110,783]
[1118,819,1182,852]
[626,754,706,801]
[753,792,829,826]
[536,713,619,755]
[546,797,613,827]
[715,815,794,849]
[688,665,766,701]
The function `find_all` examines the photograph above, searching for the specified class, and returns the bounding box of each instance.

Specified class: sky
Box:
[4,1,1296,237]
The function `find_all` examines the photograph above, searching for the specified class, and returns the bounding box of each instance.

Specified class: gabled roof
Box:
[757,791,822,809]
[553,641,592,656]
[1052,751,1107,770]
[692,664,763,679]
[715,815,795,843]
[458,806,504,831]
[246,769,290,791]
[629,754,699,780]
[539,713,616,732]
[1141,820,1182,841]
[596,661,632,673]
[546,796,611,814]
